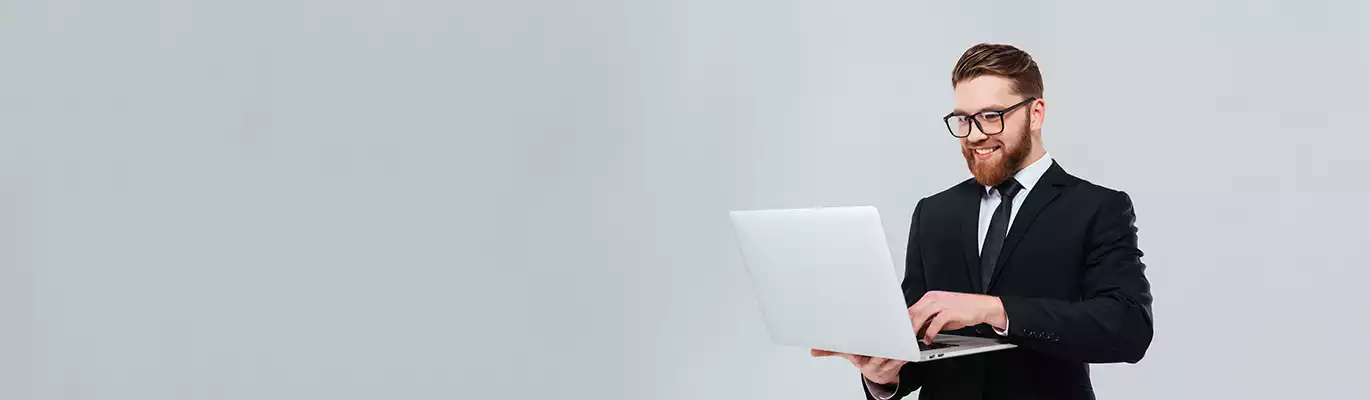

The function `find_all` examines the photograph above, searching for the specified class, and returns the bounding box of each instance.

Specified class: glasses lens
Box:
[946,116,971,137]
[975,112,1004,135]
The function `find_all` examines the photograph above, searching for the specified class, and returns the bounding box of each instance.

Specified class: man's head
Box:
[947,43,1047,186]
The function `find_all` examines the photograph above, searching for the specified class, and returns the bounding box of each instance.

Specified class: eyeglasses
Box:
[943,97,1037,138]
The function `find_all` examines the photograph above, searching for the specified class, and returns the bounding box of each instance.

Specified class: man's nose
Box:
[965,122,990,142]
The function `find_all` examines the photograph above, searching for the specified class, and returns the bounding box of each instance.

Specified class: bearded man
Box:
[811,43,1155,400]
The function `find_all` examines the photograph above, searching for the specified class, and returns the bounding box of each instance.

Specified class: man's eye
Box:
[977,113,1002,122]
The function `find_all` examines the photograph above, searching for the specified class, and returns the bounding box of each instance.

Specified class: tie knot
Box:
[995,178,1022,199]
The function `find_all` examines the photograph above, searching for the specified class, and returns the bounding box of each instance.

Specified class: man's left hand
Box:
[908,291,1007,344]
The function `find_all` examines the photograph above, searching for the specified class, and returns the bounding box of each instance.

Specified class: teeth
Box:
[974,147,997,154]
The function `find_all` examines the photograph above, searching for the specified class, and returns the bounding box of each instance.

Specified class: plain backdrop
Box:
[1,0,1368,399]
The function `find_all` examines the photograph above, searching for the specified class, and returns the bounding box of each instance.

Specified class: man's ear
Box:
[1029,99,1046,132]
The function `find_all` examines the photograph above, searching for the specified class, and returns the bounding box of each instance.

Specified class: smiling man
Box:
[812,43,1154,399]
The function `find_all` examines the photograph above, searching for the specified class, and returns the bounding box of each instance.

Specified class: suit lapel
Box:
[987,161,1071,292]
[959,182,985,292]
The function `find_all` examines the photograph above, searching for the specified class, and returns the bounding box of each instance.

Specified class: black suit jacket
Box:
[864,161,1153,400]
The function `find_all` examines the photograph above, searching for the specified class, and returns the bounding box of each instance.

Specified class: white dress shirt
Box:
[866,153,1053,399]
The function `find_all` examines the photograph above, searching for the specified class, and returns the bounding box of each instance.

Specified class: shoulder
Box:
[1059,171,1137,220]
[1067,174,1132,205]
[916,177,979,211]
[1070,176,1123,199]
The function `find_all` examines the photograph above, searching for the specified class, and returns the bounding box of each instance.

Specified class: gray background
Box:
[1,0,1367,398]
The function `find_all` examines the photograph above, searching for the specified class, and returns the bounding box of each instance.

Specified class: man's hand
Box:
[908,291,1007,344]
[810,349,905,386]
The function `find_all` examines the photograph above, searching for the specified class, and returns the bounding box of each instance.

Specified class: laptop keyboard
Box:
[919,341,956,350]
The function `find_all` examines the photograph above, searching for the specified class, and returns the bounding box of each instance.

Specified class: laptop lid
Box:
[729,206,921,361]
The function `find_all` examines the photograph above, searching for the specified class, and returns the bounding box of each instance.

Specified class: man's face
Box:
[953,75,1039,186]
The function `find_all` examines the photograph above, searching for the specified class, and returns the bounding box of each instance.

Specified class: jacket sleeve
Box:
[998,190,1155,363]
[862,199,929,400]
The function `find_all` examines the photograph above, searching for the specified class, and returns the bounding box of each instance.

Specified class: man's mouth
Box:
[970,146,1000,160]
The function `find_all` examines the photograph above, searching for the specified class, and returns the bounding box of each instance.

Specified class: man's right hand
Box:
[810,349,906,386]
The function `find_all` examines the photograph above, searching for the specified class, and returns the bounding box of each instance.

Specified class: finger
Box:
[907,292,940,319]
[909,304,940,339]
[923,312,952,344]
[811,349,839,357]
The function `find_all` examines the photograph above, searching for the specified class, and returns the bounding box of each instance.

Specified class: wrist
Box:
[984,296,1007,331]
[867,374,898,386]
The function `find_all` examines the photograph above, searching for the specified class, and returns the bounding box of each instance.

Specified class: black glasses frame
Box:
[943,97,1037,138]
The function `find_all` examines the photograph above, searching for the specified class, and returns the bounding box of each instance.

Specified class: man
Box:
[811,43,1153,399]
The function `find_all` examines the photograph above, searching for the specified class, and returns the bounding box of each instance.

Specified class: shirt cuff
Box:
[992,317,1010,336]
[864,377,899,400]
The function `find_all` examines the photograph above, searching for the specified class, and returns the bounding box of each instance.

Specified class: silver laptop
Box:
[729,206,1016,362]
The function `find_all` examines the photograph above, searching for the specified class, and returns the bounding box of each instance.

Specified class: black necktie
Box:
[980,178,1022,292]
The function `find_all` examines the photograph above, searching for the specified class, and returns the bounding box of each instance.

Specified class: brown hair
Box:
[952,43,1043,98]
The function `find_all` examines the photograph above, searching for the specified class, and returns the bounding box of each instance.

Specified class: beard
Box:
[962,117,1033,187]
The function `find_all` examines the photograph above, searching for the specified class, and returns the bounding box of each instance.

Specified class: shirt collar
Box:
[984,152,1053,196]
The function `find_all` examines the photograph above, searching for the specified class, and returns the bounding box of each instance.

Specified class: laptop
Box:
[729,206,1015,362]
